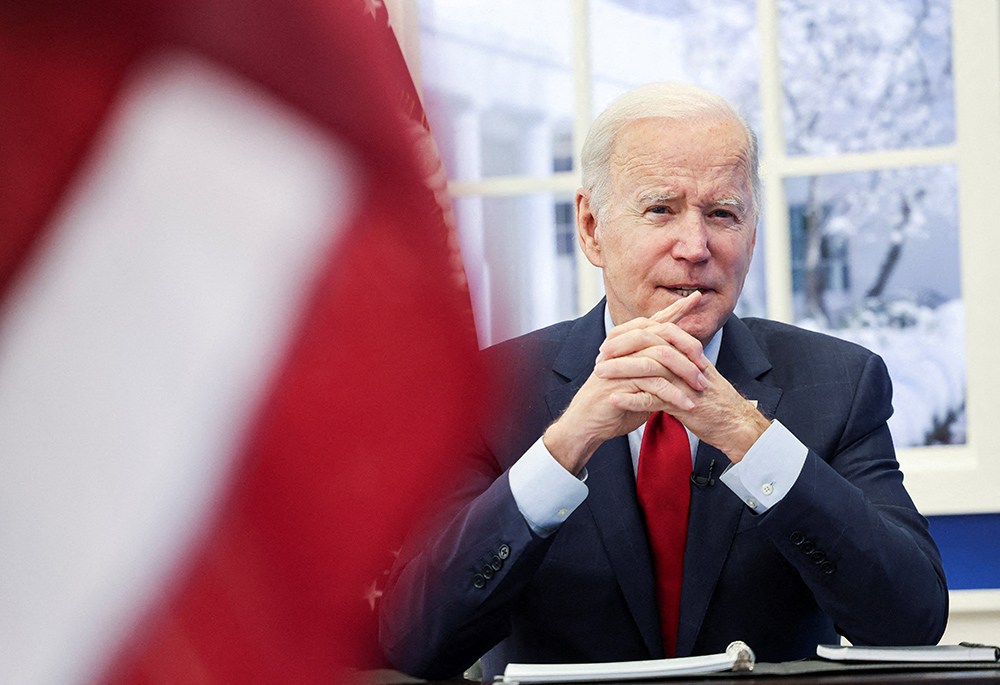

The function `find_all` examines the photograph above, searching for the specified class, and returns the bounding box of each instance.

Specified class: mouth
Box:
[664,286,708,297]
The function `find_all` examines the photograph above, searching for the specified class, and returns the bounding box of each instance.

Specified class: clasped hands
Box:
[543,292,770,476]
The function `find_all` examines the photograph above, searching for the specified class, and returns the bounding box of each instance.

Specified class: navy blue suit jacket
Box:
[380,301,947,679]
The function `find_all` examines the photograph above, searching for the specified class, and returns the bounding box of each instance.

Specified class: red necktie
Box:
[636,411,692,658]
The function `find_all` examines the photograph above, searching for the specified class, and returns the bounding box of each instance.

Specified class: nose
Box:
[668,212,711,263]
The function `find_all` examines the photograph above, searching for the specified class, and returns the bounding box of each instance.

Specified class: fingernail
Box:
[697,373,708,390]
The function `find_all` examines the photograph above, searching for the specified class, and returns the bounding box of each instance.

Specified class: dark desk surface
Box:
[354,664,1000,685]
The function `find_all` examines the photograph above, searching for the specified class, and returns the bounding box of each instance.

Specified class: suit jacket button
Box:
[473,574,486,589]
[491,555,503,571]
[800,540,816,555]
[498,544,510,560]
[810,550,826,565]
[820,560,837,575]
[482,565,495,580]
[790,531,805,546]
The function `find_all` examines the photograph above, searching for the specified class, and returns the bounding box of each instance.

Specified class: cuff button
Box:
[473,574,486,589]
[498,544,511,560]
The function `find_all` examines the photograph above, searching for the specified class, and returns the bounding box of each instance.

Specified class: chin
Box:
[677,314,724,347]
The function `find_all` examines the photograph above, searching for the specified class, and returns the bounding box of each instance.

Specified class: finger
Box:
[650,322,711,371]
[598,325,674,362]
[603,315,659,341]
[595,349,708,391]
[650,290,702,325]
[632,375,697,411]
[608,389,662,414]
[601,320,708,370]
[599,324,709,372]
[610,377,695,412]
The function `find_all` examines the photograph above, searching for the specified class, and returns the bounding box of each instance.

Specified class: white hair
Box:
[580,83,760,223]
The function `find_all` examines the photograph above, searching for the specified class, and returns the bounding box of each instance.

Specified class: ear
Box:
[576,190,604,268]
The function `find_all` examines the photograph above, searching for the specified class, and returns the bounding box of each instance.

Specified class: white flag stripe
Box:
[0,52,362,684]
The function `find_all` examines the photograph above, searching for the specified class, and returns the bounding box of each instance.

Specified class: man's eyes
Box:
[645,205,742,220]
[710,208,737,219]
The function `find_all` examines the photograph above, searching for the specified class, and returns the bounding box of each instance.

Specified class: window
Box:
[392,0,1000,513]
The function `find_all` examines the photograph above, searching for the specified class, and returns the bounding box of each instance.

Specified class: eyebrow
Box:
[714,197,748,213]
[636,192,681,204]
[637,193,748,214]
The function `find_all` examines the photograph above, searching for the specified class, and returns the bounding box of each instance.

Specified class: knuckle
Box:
[648,377,671,395]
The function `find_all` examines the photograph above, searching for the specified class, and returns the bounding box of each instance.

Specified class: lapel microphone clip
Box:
[691,458,716,487]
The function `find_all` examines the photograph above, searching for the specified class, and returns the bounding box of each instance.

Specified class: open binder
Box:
[501,641,755,683]
[816,643,1000,663]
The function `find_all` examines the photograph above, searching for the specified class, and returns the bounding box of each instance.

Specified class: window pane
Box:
[785,165,965,447]
[737,212,767,320]
[455,194,578,347]
[779,0,955,155]
[589,0,762,133]
[418,0,575,181]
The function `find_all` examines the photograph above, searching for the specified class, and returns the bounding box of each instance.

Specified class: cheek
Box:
[717,238,755,282]
[601,228,643,272]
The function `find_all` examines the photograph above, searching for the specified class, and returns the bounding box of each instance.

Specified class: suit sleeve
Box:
[378,428,555,679]
[756,352,948,646]
[378,322,588,678]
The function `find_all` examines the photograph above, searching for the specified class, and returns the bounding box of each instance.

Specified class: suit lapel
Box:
[676,316,782,656]
[544,301,663,658]
[583,437,662,657]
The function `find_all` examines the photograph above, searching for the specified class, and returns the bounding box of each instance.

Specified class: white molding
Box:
[950,589,1000,614]
[941,589,1000,645]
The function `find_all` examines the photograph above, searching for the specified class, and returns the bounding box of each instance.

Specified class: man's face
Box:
[579,116,756,346]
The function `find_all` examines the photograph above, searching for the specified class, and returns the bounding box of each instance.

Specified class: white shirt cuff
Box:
[719,419,807,513]
[509,435,589,537]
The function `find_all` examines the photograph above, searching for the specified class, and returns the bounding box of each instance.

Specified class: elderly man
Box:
[379,83,947,680]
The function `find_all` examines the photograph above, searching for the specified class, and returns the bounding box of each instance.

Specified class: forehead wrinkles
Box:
[611,148,751,202]
[610,124,751,200]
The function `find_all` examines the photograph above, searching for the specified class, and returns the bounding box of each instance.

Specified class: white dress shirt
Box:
[508,306,808,536]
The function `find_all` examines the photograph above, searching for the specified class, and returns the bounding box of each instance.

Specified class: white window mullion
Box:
[780,146,958,177]
[574,0,602,316]
[447,173,578,198]
[756,0,794,325]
